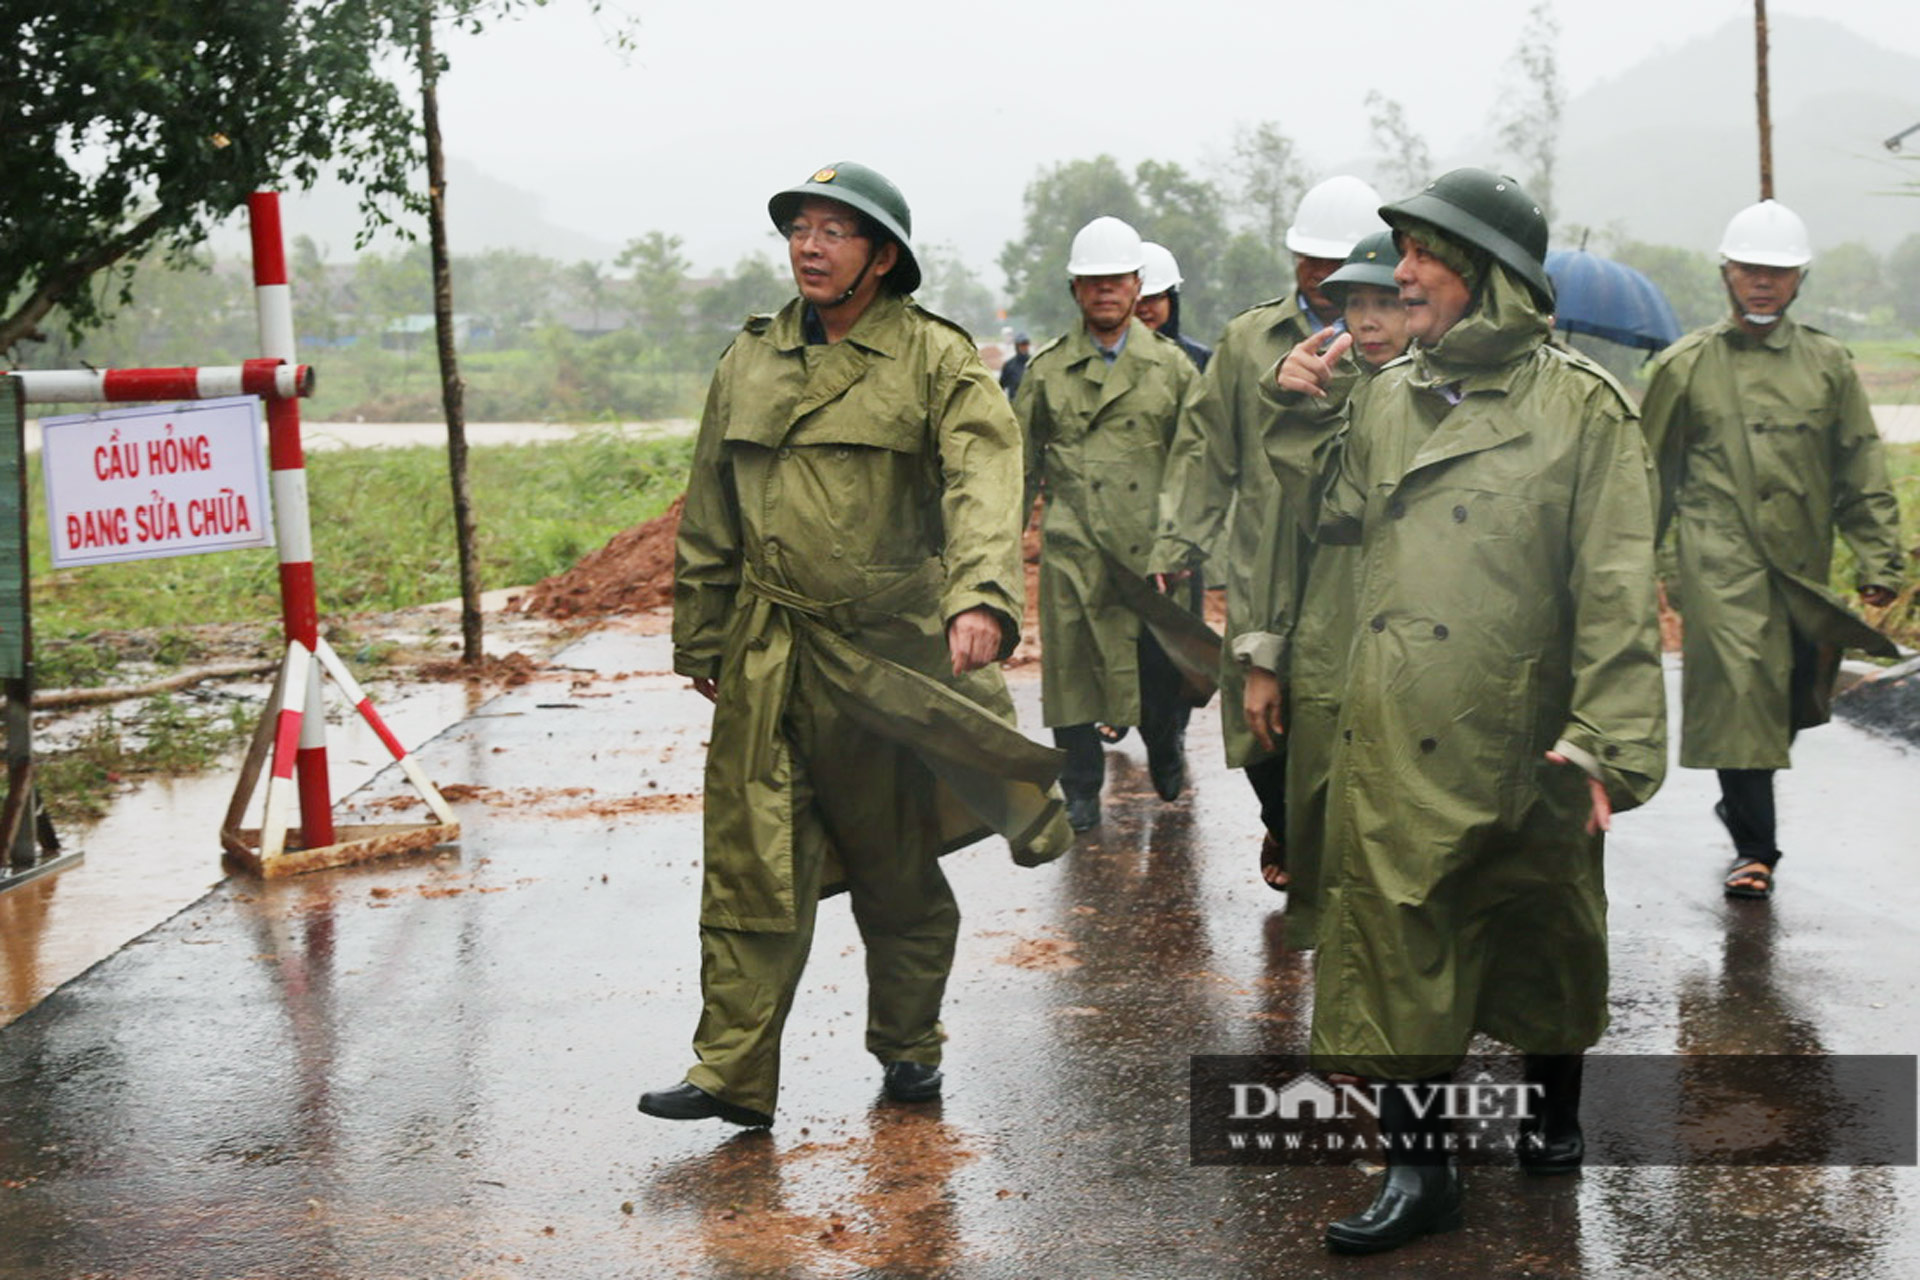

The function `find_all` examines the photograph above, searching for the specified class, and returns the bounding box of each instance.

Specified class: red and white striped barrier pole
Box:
[312,638,458,828]
[248,191,333,849]
[15,361,313,405]
[258,641,312,858]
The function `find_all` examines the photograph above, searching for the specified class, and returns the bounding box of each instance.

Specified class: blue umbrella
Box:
[1544,248,1683,352]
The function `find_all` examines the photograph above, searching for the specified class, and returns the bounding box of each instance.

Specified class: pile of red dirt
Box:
[513,491,1227,661]
[514,495,683,619]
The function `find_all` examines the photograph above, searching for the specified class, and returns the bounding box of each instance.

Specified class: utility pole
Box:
[1755,0,1774,199]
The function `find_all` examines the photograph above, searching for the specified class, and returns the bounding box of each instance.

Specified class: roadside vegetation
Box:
[28,429,693,637]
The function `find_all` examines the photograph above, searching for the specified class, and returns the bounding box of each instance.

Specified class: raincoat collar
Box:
[1718,311,1799,352]
[1066,314,1147,367]
[1407,262,1550,394]
[768,291,908,358]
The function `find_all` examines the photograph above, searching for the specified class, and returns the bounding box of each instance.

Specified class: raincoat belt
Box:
[702,560,1068,935]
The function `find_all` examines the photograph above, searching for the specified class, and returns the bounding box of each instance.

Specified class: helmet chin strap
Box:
[824,243,880,310]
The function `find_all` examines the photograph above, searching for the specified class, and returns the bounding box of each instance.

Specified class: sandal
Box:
[1095,723,1130,744]
[1723,859,1773,900]
[1260,833,1289,892]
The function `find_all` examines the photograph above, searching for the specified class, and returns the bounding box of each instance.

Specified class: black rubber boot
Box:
[1517,1052,1585,1174]
[1054,724,1104,831]
[1325,1078,1463,1255]
[1138,633,1191,802]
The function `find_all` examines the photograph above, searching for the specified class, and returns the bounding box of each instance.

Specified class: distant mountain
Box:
[212,155,619,266]
[1553,14,1920,253]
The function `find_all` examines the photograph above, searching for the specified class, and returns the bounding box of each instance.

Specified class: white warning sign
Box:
[41,396,275,567]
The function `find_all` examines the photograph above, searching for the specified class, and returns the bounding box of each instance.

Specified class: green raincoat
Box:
[1017,317,1197,728]
[1149,295,1321,767]
[675,291,1069,937]
[1640,315,1904,770]
[1257,358,1371,947]
[1307,268,1668,1079]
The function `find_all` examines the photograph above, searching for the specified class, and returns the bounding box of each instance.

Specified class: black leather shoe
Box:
[1326,1078,1462,1255]
[1325,1160,1463,1254]
[1517,1053,1585,1175]
[1148,738,1187,801]
[1065,792,1101,832]
[637,1081,772,1128]
[881,1060,943,1103]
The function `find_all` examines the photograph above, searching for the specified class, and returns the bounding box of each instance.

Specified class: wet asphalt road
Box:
[1,622,1917,1279]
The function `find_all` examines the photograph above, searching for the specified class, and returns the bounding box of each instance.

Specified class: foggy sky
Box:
[416,0,1918,275]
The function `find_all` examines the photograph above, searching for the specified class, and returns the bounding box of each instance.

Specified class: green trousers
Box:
[685,666,960,1116]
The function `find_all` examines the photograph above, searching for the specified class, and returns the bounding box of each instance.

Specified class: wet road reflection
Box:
[1,640,1916,1277]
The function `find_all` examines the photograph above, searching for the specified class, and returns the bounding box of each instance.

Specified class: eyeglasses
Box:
[780,220,864,246]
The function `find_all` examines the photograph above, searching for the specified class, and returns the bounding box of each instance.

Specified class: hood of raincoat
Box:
[1409,260,1552,385]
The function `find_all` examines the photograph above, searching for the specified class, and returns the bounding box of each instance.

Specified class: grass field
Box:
[27,428,695,654]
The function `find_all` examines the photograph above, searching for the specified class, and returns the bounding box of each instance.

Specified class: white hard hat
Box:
[1719,199,1812,268]
[1286,175,1387,259]
[1139,242,1183,296]
[1067,216,1145,277]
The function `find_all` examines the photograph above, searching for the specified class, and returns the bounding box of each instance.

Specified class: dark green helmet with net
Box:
[768,161,920,294]
[1380,168,1553,310]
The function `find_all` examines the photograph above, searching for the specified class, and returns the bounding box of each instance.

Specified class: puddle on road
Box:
[640,1110,980,1278]
[1,679,478,1027]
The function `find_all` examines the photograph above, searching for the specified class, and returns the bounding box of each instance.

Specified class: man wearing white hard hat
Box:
[1136,241,1212,370]
[1641,198,1906,902]
[1017,216,1200,832]
[1148,175,1385,895]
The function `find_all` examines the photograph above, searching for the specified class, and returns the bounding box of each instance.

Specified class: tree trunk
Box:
[419,7,484,664]
[1755,0,1774,200]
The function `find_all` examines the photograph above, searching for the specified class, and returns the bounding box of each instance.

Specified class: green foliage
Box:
[1,0,418,353]
[1134,161,1234,339]
[999,155,1260,343]
[914,243,999,337]
[35,639,124,691]
[454,247,565,348]
[11,247,261,371]
[618,231,694,344]
[1609,241,1728,333]
[696,252,788,333]
[1215,233,1289,326]
[36,697,254,827]
[998,156,1145,337]
[36,720,128,826]
[25,431,697,639]
[1888,234,1920,330]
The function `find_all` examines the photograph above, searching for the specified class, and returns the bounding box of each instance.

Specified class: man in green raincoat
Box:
[1016,215,1198,832]
[1288,169,1667,1254]
[1640,198,1905,902]
[1148,176,1383,890]
[642,162,1069,1130]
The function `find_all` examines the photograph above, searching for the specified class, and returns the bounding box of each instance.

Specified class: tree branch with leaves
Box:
[2,0,421,355]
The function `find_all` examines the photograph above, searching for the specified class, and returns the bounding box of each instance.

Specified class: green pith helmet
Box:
[1380,167,1554,310]
[1320,229,1400,305]
[768,161,920,294]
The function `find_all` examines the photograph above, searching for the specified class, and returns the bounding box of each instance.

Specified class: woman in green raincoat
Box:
[1253,228,1411,947]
